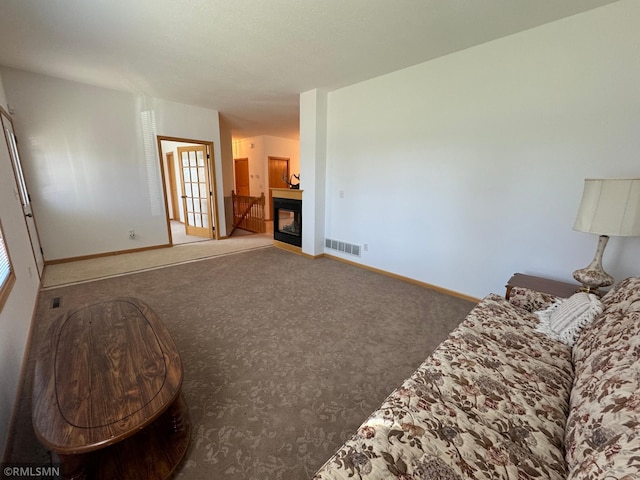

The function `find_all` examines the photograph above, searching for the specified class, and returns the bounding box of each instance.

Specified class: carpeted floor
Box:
[6,247,476,479]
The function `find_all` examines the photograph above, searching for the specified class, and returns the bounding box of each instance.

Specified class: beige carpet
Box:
[7,247,476,479]
[42,233,273,288]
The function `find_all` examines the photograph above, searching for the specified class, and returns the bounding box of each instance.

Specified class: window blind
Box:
[0,222,12,291]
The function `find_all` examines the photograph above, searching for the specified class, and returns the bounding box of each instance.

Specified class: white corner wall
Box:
[0,73,40,458]
[300,89,327,256]
[322,0,640,299]
[0,69,226,259]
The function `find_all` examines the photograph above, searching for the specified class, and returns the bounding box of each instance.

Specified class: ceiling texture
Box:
[0,0,619,140]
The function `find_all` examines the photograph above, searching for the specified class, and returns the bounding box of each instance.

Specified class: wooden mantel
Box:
[271,188,302,200]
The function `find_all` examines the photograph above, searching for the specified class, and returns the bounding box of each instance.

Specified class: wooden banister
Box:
[230,191,266,236]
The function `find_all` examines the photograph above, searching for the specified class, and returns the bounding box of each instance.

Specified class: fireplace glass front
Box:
[273,197,302,247]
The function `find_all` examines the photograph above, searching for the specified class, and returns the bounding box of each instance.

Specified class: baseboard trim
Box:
[45,244,172,266]
[302,252,325,260]
[273,240,302,255]
[324,254,480,303]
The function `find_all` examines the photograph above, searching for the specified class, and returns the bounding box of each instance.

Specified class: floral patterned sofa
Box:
[312,276,640,479]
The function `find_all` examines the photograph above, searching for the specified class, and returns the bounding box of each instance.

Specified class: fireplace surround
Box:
[273,197,302,247]
[271,188,302,251]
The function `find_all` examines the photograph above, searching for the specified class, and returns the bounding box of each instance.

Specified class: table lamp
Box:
[572,178,640,293]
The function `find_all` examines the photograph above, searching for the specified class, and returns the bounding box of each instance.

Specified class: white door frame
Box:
[1,107,45,276]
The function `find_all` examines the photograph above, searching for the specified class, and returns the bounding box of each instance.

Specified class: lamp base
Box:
[572,235,615,293]
[572,269,613,293]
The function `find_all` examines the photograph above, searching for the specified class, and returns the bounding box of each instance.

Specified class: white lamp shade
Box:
[574,178,640,237]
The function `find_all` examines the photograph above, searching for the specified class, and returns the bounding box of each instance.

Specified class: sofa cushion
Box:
[508,286,563,312]
[464,294,573,372]
[565,277,640,479]
[600,275,640,315]
[572,277,640,366]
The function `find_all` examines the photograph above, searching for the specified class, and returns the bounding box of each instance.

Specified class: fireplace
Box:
[273,197,302,247]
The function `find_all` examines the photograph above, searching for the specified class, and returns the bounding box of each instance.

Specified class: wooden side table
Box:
[505,273,580,300]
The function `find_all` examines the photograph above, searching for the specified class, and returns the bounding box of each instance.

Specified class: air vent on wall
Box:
[325,238,361,257]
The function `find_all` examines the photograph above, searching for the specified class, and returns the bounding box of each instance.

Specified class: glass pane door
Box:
[178,145,212,238]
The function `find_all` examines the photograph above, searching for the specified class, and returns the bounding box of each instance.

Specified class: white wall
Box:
[0,75,7,112]
[320,0,640,299]
[0,74,40,458]
[219,120,234,198]
[0,69,226,260]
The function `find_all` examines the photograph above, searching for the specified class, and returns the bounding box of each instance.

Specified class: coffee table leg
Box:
[58,454,89,480]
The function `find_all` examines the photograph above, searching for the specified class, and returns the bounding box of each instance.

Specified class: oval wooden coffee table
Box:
[32,298,191,479]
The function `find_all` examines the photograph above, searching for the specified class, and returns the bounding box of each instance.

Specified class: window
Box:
[0,218,16,310]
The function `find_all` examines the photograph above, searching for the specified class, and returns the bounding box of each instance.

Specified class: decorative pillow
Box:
[534,299,563,340]
[535,292,603,346]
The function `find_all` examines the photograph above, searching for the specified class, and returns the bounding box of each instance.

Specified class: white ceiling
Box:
[0,0,618,140]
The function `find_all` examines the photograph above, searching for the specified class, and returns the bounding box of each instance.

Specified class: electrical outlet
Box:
[129,229,135,239]
[364,243,368,252]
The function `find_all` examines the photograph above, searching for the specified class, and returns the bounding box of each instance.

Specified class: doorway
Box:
[267,156,290,220]
[157,136,220,245]
[234,158,250,196]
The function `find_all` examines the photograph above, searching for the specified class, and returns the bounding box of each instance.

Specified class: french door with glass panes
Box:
[177,145,213,238]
